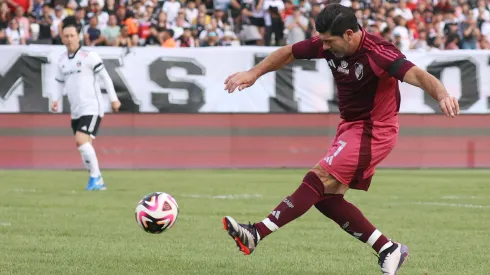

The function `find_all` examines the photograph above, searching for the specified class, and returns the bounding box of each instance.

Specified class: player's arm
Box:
[250,37,322,77]
[402,66,459,117]
[225,37,322,93]
[249,45,295,78]
[367,43,459,118]
[91,53,121,112]
[51,64,65,112]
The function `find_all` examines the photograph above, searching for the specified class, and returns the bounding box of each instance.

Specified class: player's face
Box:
[62,26,80,52]
[319,30,354,58]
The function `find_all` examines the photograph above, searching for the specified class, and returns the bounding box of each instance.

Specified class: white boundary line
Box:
[182,194,262,199]
[411,202,490,209]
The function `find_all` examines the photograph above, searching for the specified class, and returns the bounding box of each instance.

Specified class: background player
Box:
[51,16,121,191]
[222,4,459,275]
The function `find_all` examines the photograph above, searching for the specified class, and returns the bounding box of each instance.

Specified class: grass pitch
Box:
[0,169,489,275]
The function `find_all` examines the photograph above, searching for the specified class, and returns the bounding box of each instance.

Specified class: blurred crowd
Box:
[0,0,489,50]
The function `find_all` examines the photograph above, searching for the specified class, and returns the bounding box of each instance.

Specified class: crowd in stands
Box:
[0,0,489,50]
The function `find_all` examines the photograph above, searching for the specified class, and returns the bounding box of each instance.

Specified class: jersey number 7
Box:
[325,140,347,165]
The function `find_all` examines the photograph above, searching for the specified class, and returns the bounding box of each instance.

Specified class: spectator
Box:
[36,6,53,43]
[459,3,471,22]
[263,0,284,45]
[0,2,11,29]
[240,0,265,45]
[102,14,120,45]
[103,0,117,15]
[186,1,198,24]
[412,28,428,51]
[427,36,442,51]
[221,29,238,45]
[122,10,139,45]
[445,32,460,49]
[392,15,411,51]
[285,6,307,44]
[197,4,211,25]
[473,0,489,22]
[144,24,161,46]
[14,6,29,39]
[138,11,152,43]
[115,5,126,25]
[201,30,220,46]
[66,0,78,16]
[306,3,321,37]
[460,10,480,49]
[172,11,190,38]
[264,6,283,46]
[163,0,180,24]
[6,19,26,44]
[84,15,105,46]
[31,0,45,20]
[50,5,65,44]
[87,1,109,29]
[176,27,195,47]
[394,0,413,21]
[199,17,223,40]
[74,7,86,32]
[297,0,310,16]
[161,28,175,47]
[154,11,169,29]
[1,0,488,50]
[114,24,132,47]
[213,8,230,29]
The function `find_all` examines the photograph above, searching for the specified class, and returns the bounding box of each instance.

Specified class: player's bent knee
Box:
[309,164,348,195]
[302,171,325,196]
[323,177,348,195]
[75,131,91,147]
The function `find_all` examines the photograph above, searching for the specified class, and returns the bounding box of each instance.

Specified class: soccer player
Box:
[222,4,459,275]
[51,17,121,191]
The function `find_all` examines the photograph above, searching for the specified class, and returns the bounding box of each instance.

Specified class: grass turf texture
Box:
[0,169,489,275]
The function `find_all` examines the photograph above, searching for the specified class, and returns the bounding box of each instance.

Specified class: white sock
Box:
[367,229,393,254]
[78,142,101,178]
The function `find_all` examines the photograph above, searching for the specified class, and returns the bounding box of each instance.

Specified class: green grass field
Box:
[1,169,489,275]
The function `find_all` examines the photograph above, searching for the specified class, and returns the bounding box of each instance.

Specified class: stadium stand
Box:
[0,0,488,49]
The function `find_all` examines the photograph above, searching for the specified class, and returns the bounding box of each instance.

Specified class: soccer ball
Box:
[135,192,179,234]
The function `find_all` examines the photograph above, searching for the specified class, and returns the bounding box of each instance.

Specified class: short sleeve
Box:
[89,52,104,74]
[365,41,415,81]
[292,36,324,60]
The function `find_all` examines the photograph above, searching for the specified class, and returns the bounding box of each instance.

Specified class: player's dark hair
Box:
[62,16,80,33]
[315,4,359,36]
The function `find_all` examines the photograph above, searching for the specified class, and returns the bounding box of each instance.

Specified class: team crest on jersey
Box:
[354,62,363,80]
[337,60,349,75]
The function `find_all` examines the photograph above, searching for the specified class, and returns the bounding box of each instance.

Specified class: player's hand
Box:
[51,100,59,112]
[111,101,121,112]
[439,96,459,118]
[224,71,258,93]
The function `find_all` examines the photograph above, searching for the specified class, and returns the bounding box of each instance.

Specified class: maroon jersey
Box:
[292,28,415,122]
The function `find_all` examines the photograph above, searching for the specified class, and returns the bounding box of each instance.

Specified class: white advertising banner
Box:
[0,45,488,113]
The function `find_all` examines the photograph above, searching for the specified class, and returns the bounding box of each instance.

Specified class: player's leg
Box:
[313,163,394,253]
[73,115,105,191]
[313,122,408,275]
[222,168,330,255]
[313,164,408,275]
[222,129,347,255]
